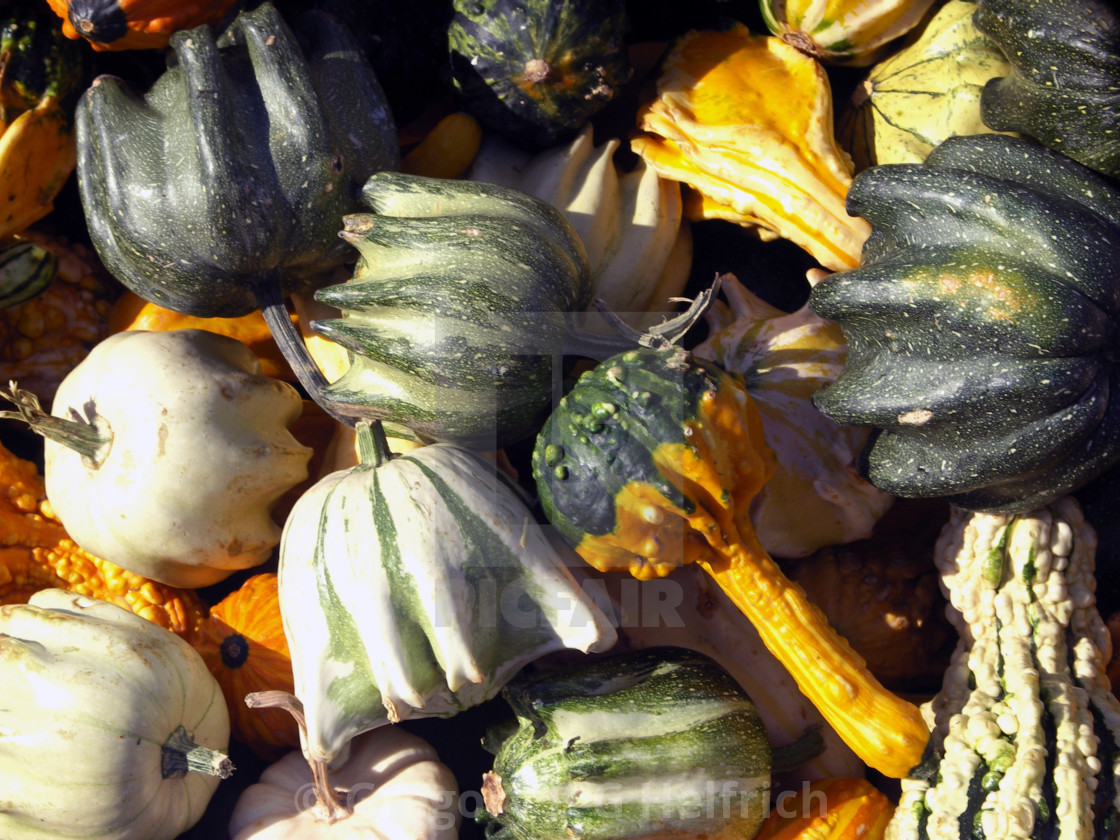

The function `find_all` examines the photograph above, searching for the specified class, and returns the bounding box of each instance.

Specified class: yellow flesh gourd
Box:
[631,25,870,272]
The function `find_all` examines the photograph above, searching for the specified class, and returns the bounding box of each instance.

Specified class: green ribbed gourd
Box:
[447,0,632,149]
[311,171,592,447]
[478,647,786,840]
[974,0,1120,178]
[810,133,1120,514]
[75,1,398,319]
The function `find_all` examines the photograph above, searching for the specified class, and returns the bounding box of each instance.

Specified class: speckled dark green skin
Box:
[532,345,724,545]
[75,2,398,317]
[448,0,632,149]
[1,4,85,107]
[313,172,591,448]
[975,0,1120,178]
[810,133,1120,514]
[479,647,773,840]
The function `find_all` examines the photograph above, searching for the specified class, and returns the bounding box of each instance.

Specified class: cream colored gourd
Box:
[18,328,312,588]
[467,124,692,320]
[229,709,460,840]
[694,273,894,556]
[761,0,937,65]
[838,0,1015,169]
[0,589,232,840]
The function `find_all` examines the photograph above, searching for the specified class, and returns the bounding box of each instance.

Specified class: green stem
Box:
[0,382,110,466]
[250,274,357,428]
[161,725,234,780]
[770,724,826,775]
[356,419,395,468]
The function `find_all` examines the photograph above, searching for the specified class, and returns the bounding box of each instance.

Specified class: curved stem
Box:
[250,275,357,428]
[0,382,111,466]
[563,276,723,359]
[356,419,395,468]
[245,690,352,824]
[161,725,234,779]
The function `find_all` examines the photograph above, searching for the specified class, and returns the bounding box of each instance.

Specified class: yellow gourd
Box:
[631,25,870,272]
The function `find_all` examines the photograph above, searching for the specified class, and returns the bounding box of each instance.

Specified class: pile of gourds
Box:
[2,0,1120,838]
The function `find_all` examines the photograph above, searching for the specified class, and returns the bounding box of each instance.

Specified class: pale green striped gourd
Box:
[478,646,781,840]
[279,421,618,764]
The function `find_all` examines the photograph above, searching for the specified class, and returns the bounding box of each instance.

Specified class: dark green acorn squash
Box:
[75,1,398,319]
[311,171,592,447]
[478,647,804,840]
[810,133,1120,514]
[974,0,1120,178]
[447,0,632,149]
[1,4,86,112]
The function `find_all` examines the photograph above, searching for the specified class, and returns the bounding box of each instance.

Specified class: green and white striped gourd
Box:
[0,241,57,308]
[888,498,1120,839]
[279,421,617,765]
[478,646,807,840]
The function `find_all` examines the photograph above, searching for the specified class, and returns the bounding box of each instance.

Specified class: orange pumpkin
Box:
[44,0,239,52]
[107,289,297,382]
[194,573,301,759]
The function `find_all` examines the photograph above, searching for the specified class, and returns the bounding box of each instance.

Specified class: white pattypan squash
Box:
[10,328,313,587]
[0,589,232,840]
[280,421,617,765]
[694,273,894,556]
[467,124,692,319]
[229,716,460,840]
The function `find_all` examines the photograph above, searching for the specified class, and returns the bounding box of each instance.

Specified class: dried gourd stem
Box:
[245,690,352,824]
[161,725,234,780]
[0,381,111,467]
[250,275,358,429]
[564,275,724,358]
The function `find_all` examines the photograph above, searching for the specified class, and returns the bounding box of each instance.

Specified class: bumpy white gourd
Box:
[694,273,894,556]
[39,328,312,587]
[0,589,231,840]
[280,421,618,765]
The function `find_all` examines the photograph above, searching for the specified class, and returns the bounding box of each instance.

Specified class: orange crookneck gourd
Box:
[630,24,870,272]
[531,336,929,779]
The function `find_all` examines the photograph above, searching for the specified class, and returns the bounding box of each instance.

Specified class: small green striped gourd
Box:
[759,0,937,66]
[313,171,591,448]
[478,647,776,840]
[447,0,632,148]
[0,242,57,309]
[838,0,1014,169]
[278,421,617,765]
[887,498,1120,839]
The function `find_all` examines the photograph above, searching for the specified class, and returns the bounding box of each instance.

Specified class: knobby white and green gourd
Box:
[279,420,618,766]
[887,498,1120,839]
[0,589,232,840]
[693,273,894,557]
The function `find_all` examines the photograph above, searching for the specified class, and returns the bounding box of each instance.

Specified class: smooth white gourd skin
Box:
[44,329,313,588]
[228,726,461,840]
[0,589,230,840]
[280,440,618,765]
